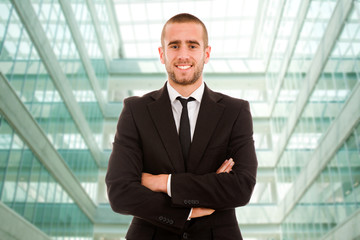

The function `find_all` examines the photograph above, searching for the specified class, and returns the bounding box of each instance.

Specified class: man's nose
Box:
[177,48,190,60]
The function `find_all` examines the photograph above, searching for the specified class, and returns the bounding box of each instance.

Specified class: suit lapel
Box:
[147,85,186,173]
[188,85,225,172]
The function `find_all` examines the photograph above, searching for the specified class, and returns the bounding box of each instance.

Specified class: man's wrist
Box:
[160,174,169,193]
[141,173,169,193]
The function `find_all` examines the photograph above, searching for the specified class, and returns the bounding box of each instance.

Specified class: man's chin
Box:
[175,80,197,86]
[170,74,200,86]
[173,78,199,86]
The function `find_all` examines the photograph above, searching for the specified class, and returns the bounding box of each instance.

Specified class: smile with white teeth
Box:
[177,65,191,70]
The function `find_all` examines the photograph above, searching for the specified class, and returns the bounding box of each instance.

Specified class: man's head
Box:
[159,13,211,88]
[161,13,209,49]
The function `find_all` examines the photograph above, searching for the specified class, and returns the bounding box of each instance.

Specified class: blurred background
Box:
[0,0,359,239]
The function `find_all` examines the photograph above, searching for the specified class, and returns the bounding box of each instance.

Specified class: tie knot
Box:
[176,97,195,107]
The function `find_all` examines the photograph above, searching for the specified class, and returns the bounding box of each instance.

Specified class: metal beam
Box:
[59,0,107,116]
[0,73,97,222]
[273,0,354,167]
[105,0,124,58]
[269,0,311,115]
[264,0,286,71]
[85,0,111,68]
[279,81,360,222]
[108,73,266,90]
[10,0,103,167]
[236,204,280,224]
[0,202,51,240]
[248,0,268,57]
[240,224,280,239]
[321,209,360,240]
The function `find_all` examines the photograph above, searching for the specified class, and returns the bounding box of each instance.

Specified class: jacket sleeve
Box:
[170,101,258,210]
[105,98,190,233]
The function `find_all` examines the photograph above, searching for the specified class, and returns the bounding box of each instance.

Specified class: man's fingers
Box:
[224,159,234,173]
[216,158,234,174]
[216,159,229,174]
[190,208,215,218]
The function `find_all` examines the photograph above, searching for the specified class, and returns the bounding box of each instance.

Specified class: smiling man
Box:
[106,13,258,240]
[160,19,209,91]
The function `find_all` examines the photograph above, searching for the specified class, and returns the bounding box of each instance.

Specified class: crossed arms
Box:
[141,158,235,218]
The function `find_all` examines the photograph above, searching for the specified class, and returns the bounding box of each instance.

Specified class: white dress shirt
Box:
[167,81,204,140]
[166,81,205,219]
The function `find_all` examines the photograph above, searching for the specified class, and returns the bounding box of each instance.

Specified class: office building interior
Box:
[0,0,359,239]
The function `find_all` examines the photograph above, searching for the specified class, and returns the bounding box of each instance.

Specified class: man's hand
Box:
[216,158,234,174]
[190,207,215,218]
[191,158,234,219]
[141,173,168,193]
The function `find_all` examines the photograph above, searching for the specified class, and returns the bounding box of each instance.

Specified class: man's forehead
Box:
[163,22,204,42]
[165,22,203,32]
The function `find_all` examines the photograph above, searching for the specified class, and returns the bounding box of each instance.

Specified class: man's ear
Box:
[204,45,211,64]
[158,47,165,64]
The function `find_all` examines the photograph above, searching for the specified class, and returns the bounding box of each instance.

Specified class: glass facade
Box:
[282,123,360,239]
[0,116,93,239]
[0,0,359,239]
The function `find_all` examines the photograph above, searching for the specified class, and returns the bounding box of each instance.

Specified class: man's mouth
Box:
[176,65,192,70]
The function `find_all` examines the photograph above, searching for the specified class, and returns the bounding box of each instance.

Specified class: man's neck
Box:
[168,79,203,97]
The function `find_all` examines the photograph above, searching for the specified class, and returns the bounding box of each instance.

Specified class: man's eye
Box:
[190,45,196,49]
[171,45,178,49]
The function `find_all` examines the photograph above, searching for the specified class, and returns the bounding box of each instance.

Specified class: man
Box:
[106,13,257,240]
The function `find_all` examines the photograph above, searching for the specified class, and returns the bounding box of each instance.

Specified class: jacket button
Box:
[183,232,189,239]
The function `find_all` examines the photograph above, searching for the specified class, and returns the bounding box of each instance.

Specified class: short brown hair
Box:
[161,13,209,48]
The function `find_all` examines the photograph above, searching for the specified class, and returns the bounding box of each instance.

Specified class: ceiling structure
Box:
[1,0,360,239]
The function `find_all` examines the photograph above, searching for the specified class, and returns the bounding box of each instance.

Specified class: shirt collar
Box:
[167,81,205,103]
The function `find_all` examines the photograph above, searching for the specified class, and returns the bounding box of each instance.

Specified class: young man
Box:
[106,13,257,240]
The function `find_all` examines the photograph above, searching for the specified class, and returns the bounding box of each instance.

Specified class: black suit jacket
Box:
[106,83,257,240]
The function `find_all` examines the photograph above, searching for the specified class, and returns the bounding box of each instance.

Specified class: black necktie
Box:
[177,97,195,168]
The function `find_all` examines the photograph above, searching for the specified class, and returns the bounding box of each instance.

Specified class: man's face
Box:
[159,22,211,86]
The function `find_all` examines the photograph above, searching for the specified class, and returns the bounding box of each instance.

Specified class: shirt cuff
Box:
[187,208,193,220]
[167,174,172,197]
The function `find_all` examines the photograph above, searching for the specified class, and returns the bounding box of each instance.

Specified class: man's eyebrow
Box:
[167,40,201,46]
[187,40,200,45]
[167,40,181,46]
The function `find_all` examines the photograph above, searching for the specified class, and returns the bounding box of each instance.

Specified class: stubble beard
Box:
[167,63,204,86]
